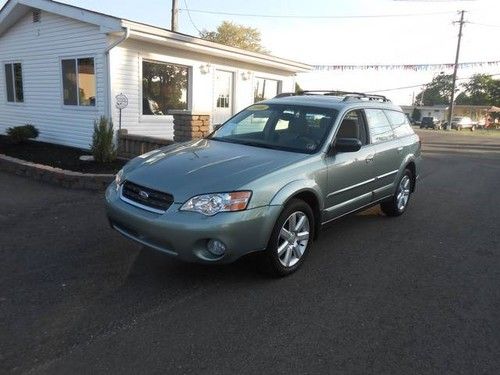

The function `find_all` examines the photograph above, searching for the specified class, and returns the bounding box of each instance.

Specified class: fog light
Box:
[207,239,226,257]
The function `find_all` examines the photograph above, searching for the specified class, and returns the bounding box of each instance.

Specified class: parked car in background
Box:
[451,116,476,131]
[420,116,442,130]
[105,91,421,276]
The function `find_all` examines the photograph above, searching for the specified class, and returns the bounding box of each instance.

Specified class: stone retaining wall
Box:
[0,154,114,191]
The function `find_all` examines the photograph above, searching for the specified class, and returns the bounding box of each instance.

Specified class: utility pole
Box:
[171,0,179,32]
[447,10,466,130]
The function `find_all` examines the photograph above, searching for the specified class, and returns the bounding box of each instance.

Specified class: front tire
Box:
[261,199,314,277]
[381,169,413,217]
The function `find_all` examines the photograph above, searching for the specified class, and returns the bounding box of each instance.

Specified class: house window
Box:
[4,63,24,103]
[254,77,280,103]
[142,60,189,115]
[61,57,96,106]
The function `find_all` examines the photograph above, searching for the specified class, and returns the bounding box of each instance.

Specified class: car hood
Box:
[124,139,308,203]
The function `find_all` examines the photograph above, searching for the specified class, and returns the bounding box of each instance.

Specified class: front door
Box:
[213,70,234,125]
[324,110,375,222]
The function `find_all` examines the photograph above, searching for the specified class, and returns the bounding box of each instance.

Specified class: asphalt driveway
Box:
[1,130,499,374]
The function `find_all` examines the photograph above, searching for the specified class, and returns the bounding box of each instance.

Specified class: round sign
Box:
[115,93,128,110]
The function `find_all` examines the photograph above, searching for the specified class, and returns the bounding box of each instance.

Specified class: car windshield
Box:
[210,104,338,154]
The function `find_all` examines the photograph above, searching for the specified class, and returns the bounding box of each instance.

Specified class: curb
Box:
[0,154,114,191]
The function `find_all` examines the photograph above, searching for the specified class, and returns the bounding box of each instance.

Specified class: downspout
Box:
[104,26,130,119]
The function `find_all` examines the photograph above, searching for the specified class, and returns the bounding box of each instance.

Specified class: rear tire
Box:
[261,199,314,277]
[381,169,413,217]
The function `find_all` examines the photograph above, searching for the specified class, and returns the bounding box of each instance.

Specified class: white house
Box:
[0,0,311,149]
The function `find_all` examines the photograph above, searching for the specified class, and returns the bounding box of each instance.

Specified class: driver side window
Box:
[336,110,368,145]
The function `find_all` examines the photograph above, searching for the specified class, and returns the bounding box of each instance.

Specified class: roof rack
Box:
[274,90,391,102]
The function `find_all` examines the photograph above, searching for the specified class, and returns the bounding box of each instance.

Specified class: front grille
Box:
[121,181,174,212]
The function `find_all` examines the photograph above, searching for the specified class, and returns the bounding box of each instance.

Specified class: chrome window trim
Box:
[119,185,167,214]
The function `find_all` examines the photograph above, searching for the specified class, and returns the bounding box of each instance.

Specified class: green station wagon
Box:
[105,91,421,276]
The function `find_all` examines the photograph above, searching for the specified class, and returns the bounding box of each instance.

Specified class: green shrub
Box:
[90,116,116,163]
[7,124,39,144]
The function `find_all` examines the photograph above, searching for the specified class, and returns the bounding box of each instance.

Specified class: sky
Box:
[1,0,499,104]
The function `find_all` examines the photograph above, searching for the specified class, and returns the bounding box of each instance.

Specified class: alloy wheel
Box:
[277,211,310,267]
[397,175,411,211]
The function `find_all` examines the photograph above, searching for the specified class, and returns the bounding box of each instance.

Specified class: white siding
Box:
[109,39,296,139]
[0,10,107,149]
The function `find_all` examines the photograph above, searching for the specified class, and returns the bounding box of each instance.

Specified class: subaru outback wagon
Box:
[105,91,421,276]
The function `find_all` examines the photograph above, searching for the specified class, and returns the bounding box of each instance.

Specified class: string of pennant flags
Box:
[313,60,500,72]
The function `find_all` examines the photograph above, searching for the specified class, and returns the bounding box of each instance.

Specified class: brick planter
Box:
[173,114,211,142]
[0,154,114,191]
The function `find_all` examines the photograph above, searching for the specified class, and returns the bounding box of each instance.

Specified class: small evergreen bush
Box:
[90,116,116,163]
[7,124,39,144]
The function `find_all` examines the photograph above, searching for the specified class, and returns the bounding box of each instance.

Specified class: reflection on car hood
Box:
[124,139,308,202]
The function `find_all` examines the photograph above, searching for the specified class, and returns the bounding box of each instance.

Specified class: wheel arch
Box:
[270,181,323,240]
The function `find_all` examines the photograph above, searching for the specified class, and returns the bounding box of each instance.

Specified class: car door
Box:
[364,108,401,200]
[323,109,375,221]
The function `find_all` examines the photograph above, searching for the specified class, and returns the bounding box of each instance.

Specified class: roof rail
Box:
[274,90,391,102]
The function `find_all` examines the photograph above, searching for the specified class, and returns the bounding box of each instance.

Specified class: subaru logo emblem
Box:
[139,190,149,199]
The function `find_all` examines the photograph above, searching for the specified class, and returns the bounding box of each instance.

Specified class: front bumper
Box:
[105,183,282,264]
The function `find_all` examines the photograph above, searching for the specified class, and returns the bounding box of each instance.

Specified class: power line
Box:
[364,73,500,94]
[468,21,500,29]
[183,0,202,34]
[178,8,454,19]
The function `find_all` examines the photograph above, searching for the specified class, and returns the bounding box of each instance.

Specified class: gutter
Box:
[104,26,130,119]
[125,28,311,73]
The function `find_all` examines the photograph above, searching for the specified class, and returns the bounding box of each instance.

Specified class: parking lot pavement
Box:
[1,130,499,374]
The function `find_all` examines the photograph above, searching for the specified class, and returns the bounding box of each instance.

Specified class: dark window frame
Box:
[141,59,191,116]
[4,62,24,103]
[253,77,282,103]
[61,57,96,107]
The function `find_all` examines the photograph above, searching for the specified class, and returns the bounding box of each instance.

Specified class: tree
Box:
[456,74,500,106]
[415,72,453,106]
[200,21,269,53]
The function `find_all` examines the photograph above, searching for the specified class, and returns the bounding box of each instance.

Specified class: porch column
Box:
[172,114,211,142]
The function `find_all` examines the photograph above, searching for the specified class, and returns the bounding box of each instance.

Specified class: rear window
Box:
[364,109,394,143]
[385,110,415,138]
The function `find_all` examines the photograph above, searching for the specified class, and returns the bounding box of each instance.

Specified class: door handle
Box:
[397,146,404,153]
[365,154,374,163]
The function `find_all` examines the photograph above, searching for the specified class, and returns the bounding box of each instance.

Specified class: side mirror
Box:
[213,124,222,131]
[332,138,362,153]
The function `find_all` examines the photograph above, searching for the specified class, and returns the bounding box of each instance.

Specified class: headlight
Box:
[115,168,124,186]
[180,191,252,216]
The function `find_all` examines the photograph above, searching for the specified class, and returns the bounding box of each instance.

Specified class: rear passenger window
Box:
[364,109,394,143]
[385,110,414,138]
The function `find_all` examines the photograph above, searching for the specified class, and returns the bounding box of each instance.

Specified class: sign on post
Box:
[115,93,128,131]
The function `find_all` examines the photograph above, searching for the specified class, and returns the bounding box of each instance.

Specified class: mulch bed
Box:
[0,135,126,174]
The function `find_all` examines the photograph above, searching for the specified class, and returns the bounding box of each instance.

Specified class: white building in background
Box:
[0,0,310,149]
